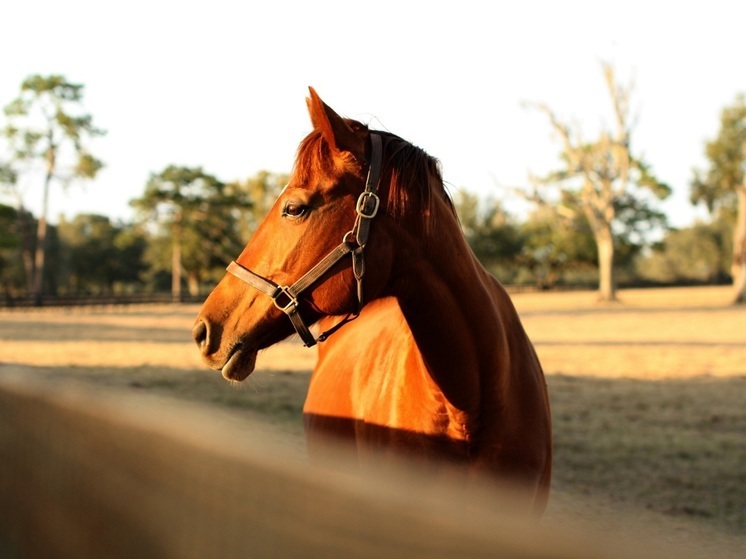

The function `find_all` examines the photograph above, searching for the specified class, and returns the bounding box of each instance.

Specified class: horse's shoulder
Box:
[317,297,411,359]
[316,299,419,387]
[307,297,421,418]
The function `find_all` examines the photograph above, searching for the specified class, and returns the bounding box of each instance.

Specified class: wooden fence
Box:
[0,374,686,559]
[0,293,206,309]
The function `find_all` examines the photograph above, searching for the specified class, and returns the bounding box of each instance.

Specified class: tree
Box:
[0,203,28,299]
[57,214,147,294]
[0,156,35,294]
[228,170,287,240]
[3,75,105,304]
[691,94,746,304]
[132,165,251,299]
[0,161,16,189]
[518,205,597,288]
[110,225,149,292]
[454,190,523,280]
[635,222,731,285]
[527,64,670,301]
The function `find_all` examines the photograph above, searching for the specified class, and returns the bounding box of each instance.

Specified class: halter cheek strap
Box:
[226,133,383,347]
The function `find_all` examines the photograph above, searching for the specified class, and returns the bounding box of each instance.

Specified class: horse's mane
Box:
[293,124,456,232]
[377,130,456,231]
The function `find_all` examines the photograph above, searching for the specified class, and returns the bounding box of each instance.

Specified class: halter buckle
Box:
[356,191,380,219]
[272,286,299,314]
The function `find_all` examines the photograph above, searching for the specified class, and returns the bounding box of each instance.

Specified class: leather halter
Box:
[226,133,383,347]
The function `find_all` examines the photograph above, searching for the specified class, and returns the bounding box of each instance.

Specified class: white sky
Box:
[1,0,744,228]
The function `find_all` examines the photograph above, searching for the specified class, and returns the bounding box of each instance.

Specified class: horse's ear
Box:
[306,87,365,159]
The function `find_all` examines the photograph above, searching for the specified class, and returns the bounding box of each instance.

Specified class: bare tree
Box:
[526,64,669,301]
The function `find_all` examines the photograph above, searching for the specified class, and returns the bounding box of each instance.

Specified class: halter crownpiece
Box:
[226,133,383,347]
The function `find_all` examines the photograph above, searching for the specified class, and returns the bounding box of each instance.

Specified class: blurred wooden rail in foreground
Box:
[0,375,692,559]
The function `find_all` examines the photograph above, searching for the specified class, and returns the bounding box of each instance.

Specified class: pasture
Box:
[1,285,744,556]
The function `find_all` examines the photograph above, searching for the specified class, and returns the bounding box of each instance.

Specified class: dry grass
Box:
[1,285,745,556]
[515,286,744,379]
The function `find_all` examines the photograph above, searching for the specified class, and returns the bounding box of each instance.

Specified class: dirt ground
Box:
[1,285,744,557]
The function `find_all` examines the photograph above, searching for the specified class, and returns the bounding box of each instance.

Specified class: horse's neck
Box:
[394,198,520,417]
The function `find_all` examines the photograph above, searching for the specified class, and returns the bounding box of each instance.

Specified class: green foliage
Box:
[453,188,667,288]
[133,165,221,219]
[140,234,174,291]
[131,165,253,294]
[0,161,16,187]
[691,94,746,212]
[612,191,669,273]
[691,94,746,303]
[0,204,27,295]
[228,170,287,240]
[3,74,105,177]
[112,225,149,287]
[518,207,597,287]
[3,74,105,303]
[528,64,671,300]
[0,167,288,300]
[0,205,19,250]
[454,190,523,275]
[633,157,672,200]
[74,151,103,178]
[56,214,147,294]
[636,222,732,284]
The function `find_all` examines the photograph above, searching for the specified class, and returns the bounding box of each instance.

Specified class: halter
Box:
[226,133,383,347]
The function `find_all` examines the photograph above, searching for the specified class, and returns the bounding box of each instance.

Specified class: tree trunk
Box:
[16,203,35,295]
[32,163,54,305]
[732,186,746,304]
[171,225,182,303]
[187,273,200,297]
[31,215,47,305]
[595,225,616,302]
[31,140,57,306]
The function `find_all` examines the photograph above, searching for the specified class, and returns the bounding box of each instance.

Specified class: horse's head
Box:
[193,88,403,381]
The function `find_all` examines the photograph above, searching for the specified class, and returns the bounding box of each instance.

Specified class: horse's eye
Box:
[282,201,309,220]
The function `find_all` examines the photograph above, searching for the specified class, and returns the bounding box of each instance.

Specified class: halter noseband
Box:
[225,133,383,347]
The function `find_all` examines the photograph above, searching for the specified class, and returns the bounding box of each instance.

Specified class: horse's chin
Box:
[221,346,257,382]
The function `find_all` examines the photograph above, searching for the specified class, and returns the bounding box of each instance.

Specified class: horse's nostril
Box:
[192,320,208,348]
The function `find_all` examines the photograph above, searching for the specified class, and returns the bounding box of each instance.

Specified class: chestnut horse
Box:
[193,89,552,513]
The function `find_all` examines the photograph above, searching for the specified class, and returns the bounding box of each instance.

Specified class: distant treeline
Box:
[0,174,735,306]
[1,73,744,306]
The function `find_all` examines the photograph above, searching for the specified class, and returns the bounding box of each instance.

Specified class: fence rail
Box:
[0,293,206,309]
[0,286,587,309]
[0,374,683,559]
[3,274,731,310]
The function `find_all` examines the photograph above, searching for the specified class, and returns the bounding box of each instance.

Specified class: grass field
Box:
[1,285,744,556]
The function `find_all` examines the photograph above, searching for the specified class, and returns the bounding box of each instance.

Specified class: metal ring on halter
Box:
[272,286,299,314]
[342,230,360,247]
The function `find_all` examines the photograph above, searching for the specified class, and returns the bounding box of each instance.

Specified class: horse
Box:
[193,88,552,513]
